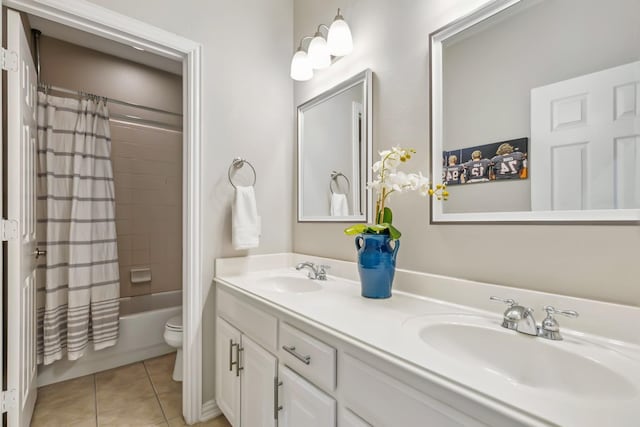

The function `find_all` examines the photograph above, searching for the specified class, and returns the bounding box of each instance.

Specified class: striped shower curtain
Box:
[36,92,120,365]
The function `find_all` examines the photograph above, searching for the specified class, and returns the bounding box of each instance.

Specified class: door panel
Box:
[240,335,276,427]
[279,365,336,427]
[531,61,640,210]
[216,317,241,427]
[6,9,38,427]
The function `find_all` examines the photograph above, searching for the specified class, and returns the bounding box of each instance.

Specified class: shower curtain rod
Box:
[37,83,183,117]
[31,29,182,118]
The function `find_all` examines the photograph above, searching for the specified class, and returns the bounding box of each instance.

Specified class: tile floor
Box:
[31,352,231,427]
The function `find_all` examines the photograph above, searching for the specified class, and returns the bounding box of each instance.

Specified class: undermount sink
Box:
[254,275,322,293]
[405,314,638,399]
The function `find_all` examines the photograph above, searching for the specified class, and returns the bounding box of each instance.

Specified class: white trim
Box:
[4,0,204,423]
[200,399,222,422]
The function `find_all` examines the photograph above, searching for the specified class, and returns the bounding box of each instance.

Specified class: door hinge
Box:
[1,219,19,241]
[1,389,17,413]
[1,47,18,72]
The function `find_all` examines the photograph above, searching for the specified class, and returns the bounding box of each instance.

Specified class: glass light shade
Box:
[290,50,313,81]
[308,35,331,69]
[327,18,353,56]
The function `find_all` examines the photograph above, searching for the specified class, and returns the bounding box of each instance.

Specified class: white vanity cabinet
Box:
[216,289,337,427]
[216,317,277,427]
[278,365,336,427]
[215,284,524,427]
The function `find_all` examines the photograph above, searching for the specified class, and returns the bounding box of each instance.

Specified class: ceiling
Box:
[28,14,182,75]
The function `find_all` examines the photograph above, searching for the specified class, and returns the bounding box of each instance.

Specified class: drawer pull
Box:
[282,345,311,365]
[273,377,283,420]
[229,340,238,372]
[236,345,244,377]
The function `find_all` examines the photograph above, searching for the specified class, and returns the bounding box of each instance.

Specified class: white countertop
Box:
[214,254,640,427]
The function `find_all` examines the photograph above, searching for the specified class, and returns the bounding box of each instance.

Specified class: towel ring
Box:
[329,171,350,194]
[228,157,257,189]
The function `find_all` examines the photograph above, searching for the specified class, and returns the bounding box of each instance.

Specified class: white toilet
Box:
[163,314,183,382]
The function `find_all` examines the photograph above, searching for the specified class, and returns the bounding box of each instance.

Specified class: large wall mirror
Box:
[298,69,372,222]
[430,0,640,223]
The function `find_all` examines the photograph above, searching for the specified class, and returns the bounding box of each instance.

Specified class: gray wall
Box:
[87,0,294,403]
[443,0,640,213]
[293,0,639,307]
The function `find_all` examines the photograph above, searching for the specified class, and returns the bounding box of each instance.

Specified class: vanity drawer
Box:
[279,322,336,392]
[217,288,277,353]
[342,353,485,427]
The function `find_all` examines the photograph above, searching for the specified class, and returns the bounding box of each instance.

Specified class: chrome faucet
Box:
[295,262,330,280]
[490,296,538,336]
[538,305,579,341]
[490,297,579,340]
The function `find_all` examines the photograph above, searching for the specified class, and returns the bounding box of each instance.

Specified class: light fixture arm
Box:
[297,35,314,51]
[316,24,330,36]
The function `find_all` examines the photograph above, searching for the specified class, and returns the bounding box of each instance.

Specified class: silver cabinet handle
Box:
[229,340,238,372]
[273,377,283,420]
[236,345,244,377]
[34,248,47,259]
[282,345,311,365]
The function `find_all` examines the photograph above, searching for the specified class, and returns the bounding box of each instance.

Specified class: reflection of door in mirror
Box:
[531,61,640,211]
[432,0,640,222]
[298,69,372,222]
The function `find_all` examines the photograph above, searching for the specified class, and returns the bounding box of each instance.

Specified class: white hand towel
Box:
[232,185,261,250]
[330,193,349,216]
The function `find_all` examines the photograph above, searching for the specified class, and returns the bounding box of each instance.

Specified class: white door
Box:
[6,8,38,427]
[279,365,336,427]
[216,317,242,426]
[531,61,640,211]
[240,335,277,427]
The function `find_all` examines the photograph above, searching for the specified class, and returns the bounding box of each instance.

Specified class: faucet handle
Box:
[489,296,517,306]
[317,265,330,280]
[539,306,578,341]
[544,305,579,318]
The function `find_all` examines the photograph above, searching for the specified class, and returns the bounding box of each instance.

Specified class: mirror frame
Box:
[429,0,640,224]
[297,69,373,223]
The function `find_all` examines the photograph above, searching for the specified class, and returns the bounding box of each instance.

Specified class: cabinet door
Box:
[279,365,336,427]
[339,410,371,427]
[216,317,242,426]
[240,335,277,427]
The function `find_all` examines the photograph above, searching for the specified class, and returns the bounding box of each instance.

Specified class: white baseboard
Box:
[201,399,222,422]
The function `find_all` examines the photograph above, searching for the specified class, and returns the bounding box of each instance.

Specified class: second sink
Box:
[405,314,638,400]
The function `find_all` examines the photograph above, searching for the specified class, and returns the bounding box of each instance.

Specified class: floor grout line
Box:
[93,373,99,427]
[143,358,169,424]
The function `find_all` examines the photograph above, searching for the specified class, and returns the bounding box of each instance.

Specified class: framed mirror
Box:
[297,69,373,222]
[430,0,640,223]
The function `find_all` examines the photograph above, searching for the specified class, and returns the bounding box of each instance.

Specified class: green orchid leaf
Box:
[387,223,402,240]
[344,224,368,235]
[382,207,393,224]
[368,224,388,232]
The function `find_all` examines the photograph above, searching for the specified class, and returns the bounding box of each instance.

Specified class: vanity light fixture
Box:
[290,8,353,81]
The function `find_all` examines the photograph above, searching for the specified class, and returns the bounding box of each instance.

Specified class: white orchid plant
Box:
[345,147,448,240]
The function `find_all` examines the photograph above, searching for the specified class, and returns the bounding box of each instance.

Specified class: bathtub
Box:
[37,293,181,386]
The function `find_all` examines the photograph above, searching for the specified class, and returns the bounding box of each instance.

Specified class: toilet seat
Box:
[165,315,182,331]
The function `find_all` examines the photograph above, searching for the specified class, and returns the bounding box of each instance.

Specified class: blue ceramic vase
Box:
[355,233,400,299]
